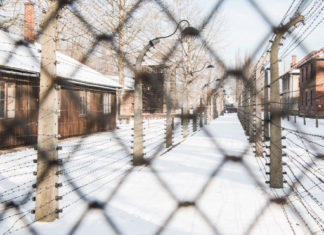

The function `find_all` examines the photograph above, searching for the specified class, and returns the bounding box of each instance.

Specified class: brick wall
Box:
[315,60,324,116]
[120,90,134,116]
[299,59,324,117]
[142,72,164,113]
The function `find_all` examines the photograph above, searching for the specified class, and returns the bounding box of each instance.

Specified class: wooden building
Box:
[0,30,121,149]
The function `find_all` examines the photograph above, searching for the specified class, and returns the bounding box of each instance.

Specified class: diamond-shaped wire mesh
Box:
[0,0,323,234]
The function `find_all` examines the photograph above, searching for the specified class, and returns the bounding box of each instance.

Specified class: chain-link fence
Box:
[0,0,323,234]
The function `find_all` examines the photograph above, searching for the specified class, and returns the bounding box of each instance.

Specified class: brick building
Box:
[119,65,177,118]
[298,48,324,117]
[142,65,165,113]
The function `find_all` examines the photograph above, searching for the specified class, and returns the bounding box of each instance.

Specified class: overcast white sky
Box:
[197,0,324,73]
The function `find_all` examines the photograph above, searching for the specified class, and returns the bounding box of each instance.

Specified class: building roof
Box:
[280,48,324,78]
[297,48,324,68]
[0,30,122,90]
[280,67,299,79]
[110,75,134,90]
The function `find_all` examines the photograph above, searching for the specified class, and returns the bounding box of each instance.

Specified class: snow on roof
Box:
[109,75,134,90]
[0,30,122,89]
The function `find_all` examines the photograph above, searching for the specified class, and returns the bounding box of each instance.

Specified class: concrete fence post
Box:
[255,56,267,156]
[264,68,269,141]
[204,102,208,125]
[165,70,173,148]
[182,88,189,138]
[199,98,203,128]
[35,1,60,222]
[269,14,304,188]
[243,89,249,134]
[193,110,197,132]
[249,79,255,143]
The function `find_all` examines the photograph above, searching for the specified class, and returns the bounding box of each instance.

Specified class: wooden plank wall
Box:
[58,88,116,139]
[0,74,117,149]
[0,76,38,149]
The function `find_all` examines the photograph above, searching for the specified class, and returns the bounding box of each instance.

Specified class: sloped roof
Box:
[297,48,324,68]
[280,49,324,78]
[0,30,122,90]
[109,75,134,90]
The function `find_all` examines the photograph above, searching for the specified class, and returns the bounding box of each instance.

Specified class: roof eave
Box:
[59,77,122,90]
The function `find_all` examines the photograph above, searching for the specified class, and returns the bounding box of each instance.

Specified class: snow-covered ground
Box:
[0,114,323,234]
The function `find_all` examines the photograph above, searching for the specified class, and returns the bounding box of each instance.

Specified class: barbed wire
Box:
[0,0,324,234]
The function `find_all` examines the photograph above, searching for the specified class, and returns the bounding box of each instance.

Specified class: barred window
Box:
[87,91,91,114]
[311,62,316,79]
[7,83,15,118]
[0,82,5,118]
[103,93,111,114]
[80,90,87,115]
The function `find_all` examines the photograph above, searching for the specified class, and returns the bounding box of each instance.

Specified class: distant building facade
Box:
[281,55,300,115]
[298,48,324,117]
[118,65,177,118]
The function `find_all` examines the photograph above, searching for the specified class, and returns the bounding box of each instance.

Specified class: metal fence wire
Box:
[0,0,323,234]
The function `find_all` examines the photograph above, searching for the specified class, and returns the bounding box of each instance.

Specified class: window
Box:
[7,83,15,118]
[311,63,316,79]
[305,91,308,106]
[0,82,5,118]
[79,90,87,115]
[87,91,91,114]
[57,89,61,117]
[103,93,111,114]
[310,90,313,106]
[301,92,304,106]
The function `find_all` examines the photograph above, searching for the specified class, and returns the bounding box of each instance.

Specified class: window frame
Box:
[7,82,15,118]
[103,93,112,114]
[79,90,87,116]
[0,82,6,119]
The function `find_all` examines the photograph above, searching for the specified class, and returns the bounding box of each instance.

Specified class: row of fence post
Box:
[238,58,284,189]
[238,14,304,189]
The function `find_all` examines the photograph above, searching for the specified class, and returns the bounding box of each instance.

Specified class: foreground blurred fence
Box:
[0,0,323,234]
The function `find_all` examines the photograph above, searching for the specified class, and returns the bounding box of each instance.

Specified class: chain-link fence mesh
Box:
[0,0,323,234]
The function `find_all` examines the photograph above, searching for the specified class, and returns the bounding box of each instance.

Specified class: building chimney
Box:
[291,55,297,68]
[24,2,35,42]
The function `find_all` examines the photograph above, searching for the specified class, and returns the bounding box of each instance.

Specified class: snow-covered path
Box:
[1,114,320,234]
